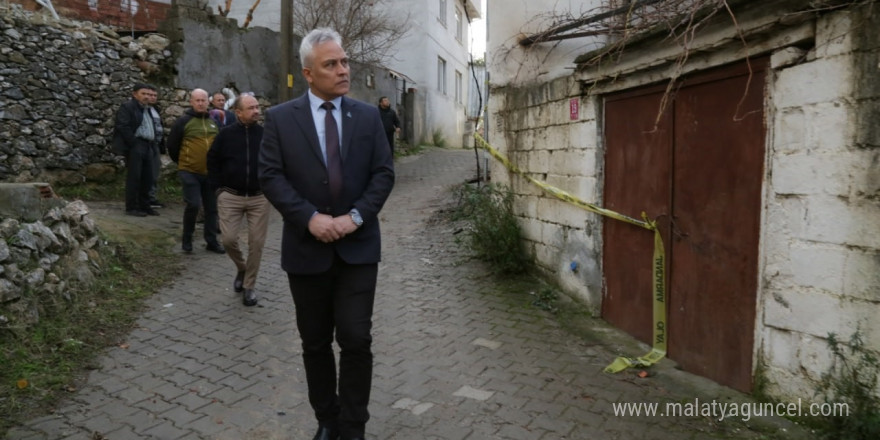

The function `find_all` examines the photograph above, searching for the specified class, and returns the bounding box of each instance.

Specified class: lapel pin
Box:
[346,112,352,118]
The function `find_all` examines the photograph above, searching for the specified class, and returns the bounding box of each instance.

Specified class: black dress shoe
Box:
[206,243,226,254]
[125,210,147,217]
[242,288,257,307]
[234,271,245,292]
[144,208,160,216]
[312,425,338,440]
[182,241,193,253]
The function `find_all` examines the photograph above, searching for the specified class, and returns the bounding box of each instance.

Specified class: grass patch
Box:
[811,329,880,439]
[54,167,182,204]
[432,129,447,148]
[448,183,530,274]
[394,143,427,158]
[0,225,181,433]
[54,178,125,201]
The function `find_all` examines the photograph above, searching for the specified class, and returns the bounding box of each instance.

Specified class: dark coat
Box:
[379,106,400,133]
[112,98,147,155]
[207,121,264,196]
[258,93,395,274]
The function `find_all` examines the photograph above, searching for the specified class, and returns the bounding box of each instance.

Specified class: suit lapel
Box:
[340,97,356,161]
[290,95,324,165]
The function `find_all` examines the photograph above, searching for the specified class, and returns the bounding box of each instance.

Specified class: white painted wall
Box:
[487,0,604,86]
[757,9,880,400]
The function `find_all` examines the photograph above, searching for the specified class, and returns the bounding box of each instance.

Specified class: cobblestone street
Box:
[6,147,813,439]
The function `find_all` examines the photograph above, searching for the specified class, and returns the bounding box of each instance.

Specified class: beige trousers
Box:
[216,191,271,290]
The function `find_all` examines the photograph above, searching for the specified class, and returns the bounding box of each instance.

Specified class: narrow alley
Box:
[6,148,812,440]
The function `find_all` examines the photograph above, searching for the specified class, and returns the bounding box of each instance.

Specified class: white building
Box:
[206,0,481,148]
[381,0,480,147]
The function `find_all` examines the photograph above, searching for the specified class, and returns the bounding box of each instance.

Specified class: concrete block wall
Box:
[488,75,604,310]
[758,5,880,400]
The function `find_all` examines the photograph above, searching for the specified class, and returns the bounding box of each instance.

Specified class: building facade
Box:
[487,0,880,399]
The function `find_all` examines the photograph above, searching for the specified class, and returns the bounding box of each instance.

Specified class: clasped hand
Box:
[308,213,358,243]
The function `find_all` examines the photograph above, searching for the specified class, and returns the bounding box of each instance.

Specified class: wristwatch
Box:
[349,209,364,227]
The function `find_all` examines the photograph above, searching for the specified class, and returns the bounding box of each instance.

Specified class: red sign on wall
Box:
[570,98,579,120]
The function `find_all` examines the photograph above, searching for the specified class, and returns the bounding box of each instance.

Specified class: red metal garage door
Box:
[602,61,766,392]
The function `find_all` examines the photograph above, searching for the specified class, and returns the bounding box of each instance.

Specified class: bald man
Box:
[166,88,225,254]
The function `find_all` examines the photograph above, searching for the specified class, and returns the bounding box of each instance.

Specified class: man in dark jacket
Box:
[112,83,160,217]
[377,96,400,154]
[207,94,269,306]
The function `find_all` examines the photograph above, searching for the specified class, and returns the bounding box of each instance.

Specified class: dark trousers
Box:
[178,171,219,246]
[288,256,377,439]
[148,144,160,203]
[124,142,154,212]
[385,130,395,154]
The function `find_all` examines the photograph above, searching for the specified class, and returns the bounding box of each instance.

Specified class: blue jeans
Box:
[178,171,219,246]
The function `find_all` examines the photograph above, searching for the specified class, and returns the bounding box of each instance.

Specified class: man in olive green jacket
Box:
[166,88,225,254]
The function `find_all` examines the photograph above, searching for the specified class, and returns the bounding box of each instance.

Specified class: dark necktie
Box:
[321,101,343,201]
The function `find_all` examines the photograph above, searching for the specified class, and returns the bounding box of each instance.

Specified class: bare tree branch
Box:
[217,0,232,17]
[291,0,411,66]
[243,0,262,28]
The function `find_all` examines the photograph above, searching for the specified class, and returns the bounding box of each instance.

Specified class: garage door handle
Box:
[671,216,688,240]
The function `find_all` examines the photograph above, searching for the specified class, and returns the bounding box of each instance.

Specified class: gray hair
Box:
[299,28,343,68]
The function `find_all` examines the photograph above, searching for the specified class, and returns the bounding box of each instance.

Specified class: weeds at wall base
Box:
[446,182,530,275]
[811,330,880,439]
[432,129,447,149]
[0,229,181,434]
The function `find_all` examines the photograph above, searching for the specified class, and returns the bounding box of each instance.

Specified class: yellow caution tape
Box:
[603,224,666,373]
[473,133,667,373]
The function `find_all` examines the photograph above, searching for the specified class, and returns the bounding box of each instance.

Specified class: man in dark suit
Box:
[113,83,160,217]
[259,28,394,440]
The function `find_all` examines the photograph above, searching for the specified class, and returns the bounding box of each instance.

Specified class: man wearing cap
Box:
[112,83,160,217]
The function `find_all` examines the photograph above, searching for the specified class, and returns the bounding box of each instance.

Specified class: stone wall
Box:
[0,4,164,330]
[0,188,104,332]
[0,3,172,185]
[0,1,407,192]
